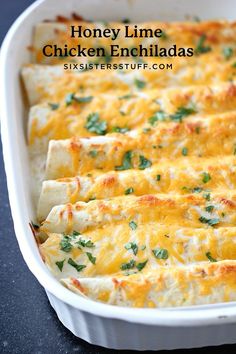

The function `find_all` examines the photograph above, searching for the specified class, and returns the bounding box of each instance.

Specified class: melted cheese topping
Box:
[45,112,236,179]
[26,19,236,308]
[28,83,236,152]
[40,227,236,279]
[41,191,236,234]
[38,156,236,221]
[62,261,236,308]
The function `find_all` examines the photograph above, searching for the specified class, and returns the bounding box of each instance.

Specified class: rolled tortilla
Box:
[28,83,236,154]
[40,227,236,280]
[38,156,236,221]
[44,112,236,179]
[40,191,236,234]
[61,260,236,308]
[22,58,236,106]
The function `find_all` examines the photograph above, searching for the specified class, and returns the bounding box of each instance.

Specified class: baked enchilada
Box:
[22,18,236,308]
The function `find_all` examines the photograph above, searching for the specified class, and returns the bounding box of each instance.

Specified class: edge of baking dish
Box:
[1,0,236,349]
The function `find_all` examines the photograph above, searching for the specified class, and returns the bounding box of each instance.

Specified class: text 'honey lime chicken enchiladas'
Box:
[22,17,236,308]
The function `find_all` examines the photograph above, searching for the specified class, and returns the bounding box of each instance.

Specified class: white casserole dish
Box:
[1,0,236,350]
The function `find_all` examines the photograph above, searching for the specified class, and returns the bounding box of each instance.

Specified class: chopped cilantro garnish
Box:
[138,155,152,170]
[143,127,151,133]
[55,259,65,272]
[156,174,161,181]
[195,35,211,55]
[202,172,211,183]
[122,18,130,23]
[72,231,80,236]
[223,47,233,60]
[120,259,136,270]
[192,187,203,193]
[129,221,137,230]
[161,30,168,40]
[206,252,217,262]
[182,147,188,156]
[76,238,95,248]
[232,62,236,68]
[170,106,197,122]
[86,252,96,264]
[115,151,133,171]
[205,205,214,213]
[85,113,107,135]
[134,78,146,89]
[48,103,59,110]
[89,150,98,158]
[60,236,73,253]
[118,94,133,100]
[152,248,169,260]
[203,192,211,201]
[136,260,148,271]
[68,258,86,272]
[112,126,130,133]
[199,216,219,226]
[125,242,138,256]
[148,111,166,125]
[125,187,134,195]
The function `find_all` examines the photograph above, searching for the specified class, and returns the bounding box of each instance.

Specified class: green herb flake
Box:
[232,62,236,68]
[206,251,217,262]
[86,252,96,265]
[140,245,146,250]
[115,151,133,171]
[156,174,161,181]
[68,258,86,272]
[76,238,95,248]
[89,150,98,158]
[122,18,130,24]
[161,30,168,40]
[138,155,152,170]
[143,127,151,133]
[60,236,73,253]
[148,111,166,125]
[170,106,197,122]
[199,216,219,226]
[125,187,134,195]
[202,172,211,184]
[195,35,212,55]
[223,47,233,60]
[129,221,137,230]
[112,126,130,133]
[65,93,75,106]
[205,205,214,213]
[120,259,136,271]
[48,103,59,110]
[192,187,203,193]
[55,259,65,272]
[134,78,146,89]
[136,260,148,271]
[203,192,211,201]
[118,94,133,100]
[182,147,188,156]
[125,242,138,256]
[85,112,107,135]
[152,248,169,260]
